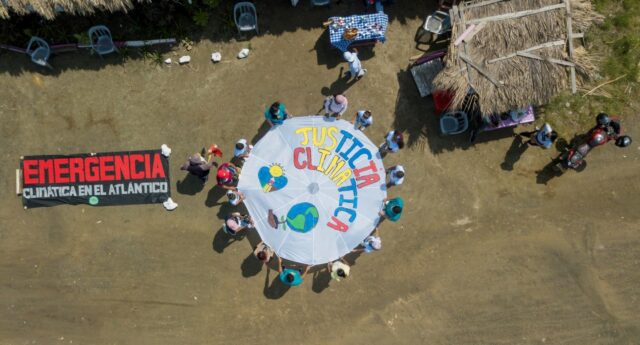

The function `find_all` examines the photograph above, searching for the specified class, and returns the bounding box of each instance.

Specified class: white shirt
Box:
[330,261,350,281]
[325,97,348,116]
[347,53,363,75]
[385,131,399,152]
[234,139,251,157]
[226,190,241,206]
[356,110,373,128]
[388,165,405,185]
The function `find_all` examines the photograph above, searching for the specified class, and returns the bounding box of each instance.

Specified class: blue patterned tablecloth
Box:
[328,13,389,52]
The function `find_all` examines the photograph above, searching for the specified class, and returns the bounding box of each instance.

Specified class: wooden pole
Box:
[564,0,577,93]
[468,3,565,24]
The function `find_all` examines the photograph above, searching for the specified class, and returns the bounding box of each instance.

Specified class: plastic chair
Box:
[311,0,331,6]
[440,111,469,135]
[88,25,117,56]
[26,37,51,68]
[234,2,259,35]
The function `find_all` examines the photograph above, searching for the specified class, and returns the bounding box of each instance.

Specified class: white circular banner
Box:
[238,116,387,265]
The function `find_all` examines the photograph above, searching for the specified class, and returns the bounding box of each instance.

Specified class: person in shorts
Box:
[253,241,274,265]
[353,110,373,131]
[379,130,404,156]
[386,165,405,188]
[180,153,215,183]
[323,94,348,119]
[328,258,350,282]
[518,123,557,149]
[278,257,310,287]
[379,197,404,223]
[264,101,290,127]
[343,48,367,81]
[223,212,253,236]
[216,162,240,191]
[353,228,382,253]
[226,190,245,206]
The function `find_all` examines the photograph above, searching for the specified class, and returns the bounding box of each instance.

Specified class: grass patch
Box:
[540,0,640,136]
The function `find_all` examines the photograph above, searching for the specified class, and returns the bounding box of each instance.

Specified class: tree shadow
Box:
[500,135,529,171]
[241,252,263,278]
[211,226,245,254]
[263,269,290,300]
[176,173,205,195]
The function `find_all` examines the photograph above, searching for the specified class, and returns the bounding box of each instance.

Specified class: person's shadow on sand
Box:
[176,174,205,195]
[205,186,227,207]
[251,121,272,145]
[212,227,245,253]
[241,253,263,278]
[312,268,331,293]
[263,269,290,299]
[500,135,528,171]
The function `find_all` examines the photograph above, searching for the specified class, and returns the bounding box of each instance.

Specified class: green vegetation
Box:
[541,0,640,136]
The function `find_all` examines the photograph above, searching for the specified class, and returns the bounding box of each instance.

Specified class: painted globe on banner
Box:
[286,202,319,233]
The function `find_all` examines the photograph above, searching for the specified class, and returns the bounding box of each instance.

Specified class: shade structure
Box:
[238,116,386,265]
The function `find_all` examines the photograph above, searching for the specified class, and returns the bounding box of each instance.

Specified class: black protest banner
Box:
[21,150,170,208]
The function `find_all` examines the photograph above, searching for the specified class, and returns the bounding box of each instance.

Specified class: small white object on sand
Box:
[237,48,250,59]
[211,52,222,62]
[163,198,178,211]
[164,58,172,64]
[179,56,191,64]
[161,144,172,157]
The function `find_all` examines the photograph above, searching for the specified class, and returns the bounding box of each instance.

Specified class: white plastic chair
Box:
[440,111,469,135]
[26,36,51,68]
[88,25,117,56]
[234,2,259,35]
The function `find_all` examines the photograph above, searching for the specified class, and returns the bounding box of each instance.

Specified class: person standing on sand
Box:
[253,241,274,265]
[386,165,405,188]
[264,101,290,127]
[378,197,403,223]
[323,94,348,119]
[216,162,240,191]
[328,258,351,282]
[180,153,216,183]
[353,228,382,253]
[278,257,310,287]
[343,48,367,81]
[518,123,557,149]
[226,189,245,206]
[352,110,373,131]
[379,130,404,156]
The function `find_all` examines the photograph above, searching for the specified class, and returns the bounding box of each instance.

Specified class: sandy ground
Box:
[1,3,640,345]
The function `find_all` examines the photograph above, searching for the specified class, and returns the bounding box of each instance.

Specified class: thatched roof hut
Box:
[432,0,602,116]
[0,0,145,20]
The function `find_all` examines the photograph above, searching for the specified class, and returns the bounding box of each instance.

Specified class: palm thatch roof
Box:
[432,0,602,115]
[0,0,146,20]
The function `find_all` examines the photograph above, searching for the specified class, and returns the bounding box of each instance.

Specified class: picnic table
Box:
[328,13,388,52]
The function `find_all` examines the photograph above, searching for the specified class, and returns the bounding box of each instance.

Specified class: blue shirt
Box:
[279,268,303,286]
[264,103,287,125]
[535,123,553,149]
[384,197,404,222]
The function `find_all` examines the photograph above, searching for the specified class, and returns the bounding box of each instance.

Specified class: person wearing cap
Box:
[352,110,373,131]
[328,258,350,282]
[233,138,253,167]
[343,48,367,81]
[323,94,348,119]
[223,212,253,236]
[180,153,215,183]
[386,165,405,188]
[216,162,240,191]
[226,189,245,206]
[353,227,382,253]
[517,123,557,149]
[278,257,310,287]
[264,101,290,127]
[379,197,404,223]
[253,241,274,265]
[379,130,404,156]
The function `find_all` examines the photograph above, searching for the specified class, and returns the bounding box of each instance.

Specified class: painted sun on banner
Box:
[238,116,386,265]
